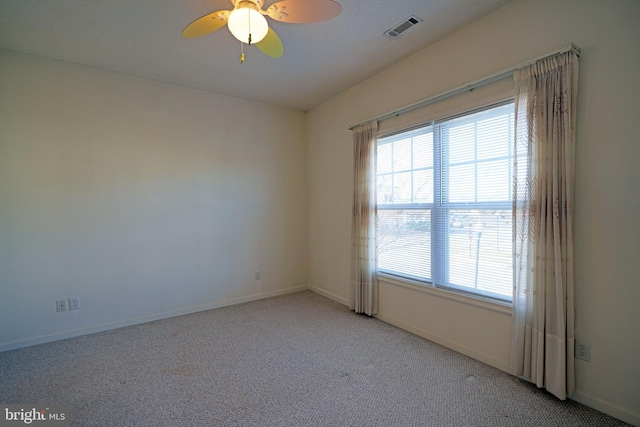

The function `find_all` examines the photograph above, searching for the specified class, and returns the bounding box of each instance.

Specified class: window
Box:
[377,101,516,302]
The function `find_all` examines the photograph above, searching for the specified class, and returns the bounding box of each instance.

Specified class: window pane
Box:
[477,160,510,201]
[393,138,412,172]
[448,164,475,202]
[413,132,433,168]
[448,123,475,163]
[378,209,431,279]
[378,142,392,174]
[477,115,510,159]
[446,209,512,299]
[393,171,412,203]
[413,169,433,203]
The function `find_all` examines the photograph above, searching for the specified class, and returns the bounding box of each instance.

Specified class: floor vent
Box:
[384,15,422,39]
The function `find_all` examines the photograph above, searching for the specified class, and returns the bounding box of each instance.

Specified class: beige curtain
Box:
[350,121,379,315]
[512,49,579,400]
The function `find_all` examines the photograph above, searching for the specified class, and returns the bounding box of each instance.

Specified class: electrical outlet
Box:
[255,271,261,281]
[69,296,80,310]
[56,299,67,312]
[575,341,591,362]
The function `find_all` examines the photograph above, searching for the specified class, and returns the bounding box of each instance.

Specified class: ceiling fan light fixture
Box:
[183,0,342,60]
[228,4,269,44]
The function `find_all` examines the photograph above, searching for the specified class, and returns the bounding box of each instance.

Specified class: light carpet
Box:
[0,291,629,426]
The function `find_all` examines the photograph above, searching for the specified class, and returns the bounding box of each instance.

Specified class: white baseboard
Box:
[570,389,640,426]
[0,285,308,353]
[308,285,350,306]
[374,311,511,373]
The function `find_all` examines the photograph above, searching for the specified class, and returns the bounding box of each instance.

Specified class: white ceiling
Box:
[0,0,513,111]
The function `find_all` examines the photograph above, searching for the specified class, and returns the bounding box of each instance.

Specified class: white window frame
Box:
[377,100,515,303]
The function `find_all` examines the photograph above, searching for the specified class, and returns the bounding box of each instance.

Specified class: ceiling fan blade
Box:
[255,28,284,58]
[182,10,230,39]
[266,0,342,23]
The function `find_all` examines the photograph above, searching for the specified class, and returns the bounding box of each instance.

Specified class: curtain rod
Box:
[348,43,580,131]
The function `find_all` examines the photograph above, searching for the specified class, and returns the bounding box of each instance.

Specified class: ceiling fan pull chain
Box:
[240,42,245,64]
[248,6,253,45]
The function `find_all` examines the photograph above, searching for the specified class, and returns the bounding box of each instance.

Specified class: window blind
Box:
[377,101,516,302]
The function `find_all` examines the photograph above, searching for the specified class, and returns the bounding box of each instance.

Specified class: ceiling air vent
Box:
[384,15,423,39]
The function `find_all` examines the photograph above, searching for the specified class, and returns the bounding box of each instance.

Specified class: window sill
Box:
[377,272,512,316]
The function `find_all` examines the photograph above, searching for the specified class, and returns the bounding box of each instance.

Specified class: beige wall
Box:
[0,50,308,350]
[307,0,640,424]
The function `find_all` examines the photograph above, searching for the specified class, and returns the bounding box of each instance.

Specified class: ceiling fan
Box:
[183,0,342,62]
